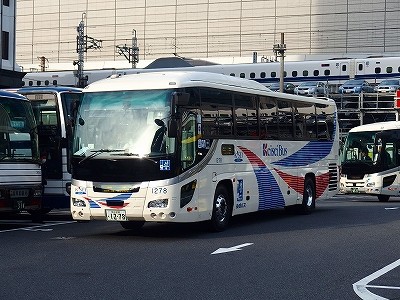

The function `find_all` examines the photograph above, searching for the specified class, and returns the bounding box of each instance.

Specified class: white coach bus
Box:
[0,90,42,214]
[16,87,83,213]
[70,71,339,231]
[340,121,400,202]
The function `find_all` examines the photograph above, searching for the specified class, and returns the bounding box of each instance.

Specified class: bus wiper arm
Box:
[78,149,125,165]
[111,152,158,164]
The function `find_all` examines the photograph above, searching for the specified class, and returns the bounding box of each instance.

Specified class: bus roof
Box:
[348,121,400,133]
[0,90,29,102]
[16,86,83,94]
[83,71,336,105]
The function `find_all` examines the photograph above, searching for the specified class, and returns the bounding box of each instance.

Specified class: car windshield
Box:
[345,80,364,86]
[380,80,399,85]
[299,82,318,87]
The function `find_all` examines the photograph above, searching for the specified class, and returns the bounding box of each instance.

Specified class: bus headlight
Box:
[33,189,42,197]
[72,198,86,207]
[366,182,375,187]
[148,199,168,208]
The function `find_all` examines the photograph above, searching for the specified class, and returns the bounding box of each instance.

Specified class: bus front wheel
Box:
[209,185,232,232]
[299,177,316,214]
[378,195,390,202]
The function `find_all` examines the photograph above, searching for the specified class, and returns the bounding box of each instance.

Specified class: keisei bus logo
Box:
[262,143,288,157]
[234,151,243,162]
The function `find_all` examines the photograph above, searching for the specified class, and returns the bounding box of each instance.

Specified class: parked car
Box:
[338,79,375,94]
[294,81,327,96]
[375,79,400,93]
[268,82,295,94]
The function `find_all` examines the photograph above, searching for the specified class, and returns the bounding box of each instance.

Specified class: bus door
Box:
[28,93,63,180]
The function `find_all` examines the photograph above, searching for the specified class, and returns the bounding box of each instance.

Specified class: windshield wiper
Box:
[110,152,158,164]
[78,149,125,165]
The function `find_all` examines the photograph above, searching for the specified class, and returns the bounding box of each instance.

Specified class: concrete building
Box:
[1,0,24,87]
[16,0,400,71]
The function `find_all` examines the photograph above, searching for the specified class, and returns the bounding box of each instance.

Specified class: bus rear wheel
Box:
[120,221,145,231]
[378,195,390,202]
[209,185,232,232]
[299,177,316,214]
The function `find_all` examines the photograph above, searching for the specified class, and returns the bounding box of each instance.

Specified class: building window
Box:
[3,0,10,7]
[2,31,9,60]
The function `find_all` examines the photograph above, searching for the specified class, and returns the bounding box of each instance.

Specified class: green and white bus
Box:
[70,71,339,231]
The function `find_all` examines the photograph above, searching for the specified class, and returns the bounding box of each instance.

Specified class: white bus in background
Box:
[16,87,83,213]
[340,121,400,202]
[0,90,42,214]
[70,71,339,231]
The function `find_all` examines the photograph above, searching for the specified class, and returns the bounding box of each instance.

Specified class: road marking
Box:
[384,207,399,210]
[353,258,400,300]
[0,221,75,233]
[211,243,253,255]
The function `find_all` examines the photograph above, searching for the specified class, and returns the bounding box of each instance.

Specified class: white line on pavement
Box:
[0,221,76,233]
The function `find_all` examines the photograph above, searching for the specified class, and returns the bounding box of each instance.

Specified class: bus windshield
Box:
[341,131,375,163]
[73,89,175,158]
[0,98,39,161]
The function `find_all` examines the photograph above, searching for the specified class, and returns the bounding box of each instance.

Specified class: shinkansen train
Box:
[22,55,400,88]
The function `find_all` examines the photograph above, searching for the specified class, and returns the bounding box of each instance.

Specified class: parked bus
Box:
[70,71,339,231]
[340,121,400,202]
[16,87,83,213]
[0,90,42,214]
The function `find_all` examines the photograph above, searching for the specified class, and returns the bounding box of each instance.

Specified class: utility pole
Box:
[38,56,48,72]
[273,33,287,93]
[75,12,103,88]
[116,29,139,68]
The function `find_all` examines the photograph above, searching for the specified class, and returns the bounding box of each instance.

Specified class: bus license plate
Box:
[351,187,359,193]
[105,209,127,221]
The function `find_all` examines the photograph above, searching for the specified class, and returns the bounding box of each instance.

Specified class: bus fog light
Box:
[169,212,176,219]
[159,212,166,219]
[72,198,86,207]
[148,199,168,208]
[150,213,157,219]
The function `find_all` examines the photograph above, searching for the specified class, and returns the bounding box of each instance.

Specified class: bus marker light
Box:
[187,207,193,212]
[169,212,176,218]
[150,213,157,219]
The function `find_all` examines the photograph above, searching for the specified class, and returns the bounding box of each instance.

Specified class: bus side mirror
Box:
[70,99,81,126]
[171,92,189,117]
[168,119,178,138]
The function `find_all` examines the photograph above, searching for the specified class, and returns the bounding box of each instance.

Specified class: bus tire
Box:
[120,221,145,231]
[209,185,232,232]
[299,177,316,214]
[378,195,390,202]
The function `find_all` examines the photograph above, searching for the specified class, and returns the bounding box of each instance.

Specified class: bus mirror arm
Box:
[171,92,189,116]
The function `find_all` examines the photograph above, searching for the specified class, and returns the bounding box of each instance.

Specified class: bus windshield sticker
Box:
[160,160,171,171]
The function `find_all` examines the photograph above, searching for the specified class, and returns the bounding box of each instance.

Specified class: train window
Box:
[45,80,49,86]
[230,73,235,77]
[303,70,308,76]
[292,71,298,77]
[250,72,255,79]
[284,71,287,77]
[313,70,319,76]
[36,81,41,86]
[53,80,58,85]
[387,67,393,73]
[260,72,266,78]
[398,67,400,73]
[375,67,381,74]
[271,72,276,78]
[324,69,330,76]
[29,81,33,86]
[358,64,363,71]
[342,65,347,72]
[240,73,245,78]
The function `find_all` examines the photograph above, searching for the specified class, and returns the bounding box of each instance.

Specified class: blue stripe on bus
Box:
[254,166,285,210]
[273,141,333,167]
